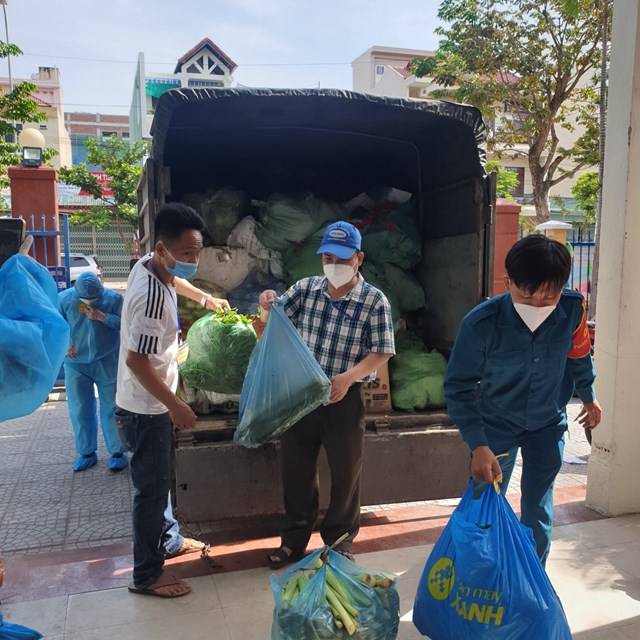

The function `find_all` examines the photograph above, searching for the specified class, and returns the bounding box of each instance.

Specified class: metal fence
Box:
[67,221,136,279]
[21,213,71,290]
[520,228,595,309]
[568,241,595,309]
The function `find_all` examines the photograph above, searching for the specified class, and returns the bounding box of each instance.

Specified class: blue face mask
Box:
[162,245,199,279]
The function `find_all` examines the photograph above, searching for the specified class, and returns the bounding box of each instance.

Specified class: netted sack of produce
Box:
[271,547,399,640]
[256,192,343,251]
[201,389,240,414]
[204,186,251,245]
[393,327,426,354]
[359,201,422,270]
[233,300,331,448]
[281,226,326,287]
[178,308,257,394]
[389,348,447,411]
[227,215,284,279]
[181,191,210,219]
[360,263,401,329]
[380,264,426,312]
[176,376,196,405]
[228,268,286,316]
[177,279,227,325]
[191,389,217,415]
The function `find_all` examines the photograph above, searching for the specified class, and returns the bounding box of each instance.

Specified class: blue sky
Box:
[3,0,440,115]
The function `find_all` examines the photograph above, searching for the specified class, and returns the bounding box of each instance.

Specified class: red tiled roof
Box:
[391,65,413,79]
[174,38,238,73]
[481,71,520,85]
[33,95,52,107]
[0,88,51,107]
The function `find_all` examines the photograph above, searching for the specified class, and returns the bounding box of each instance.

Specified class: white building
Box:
[352,46,588,215]
[130,38,237,143]
[0,66,72,169]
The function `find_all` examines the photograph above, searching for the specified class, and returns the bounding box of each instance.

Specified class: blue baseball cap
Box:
[316,221,362,260]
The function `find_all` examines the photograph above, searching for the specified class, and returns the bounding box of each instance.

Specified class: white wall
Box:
[586,0,640,516]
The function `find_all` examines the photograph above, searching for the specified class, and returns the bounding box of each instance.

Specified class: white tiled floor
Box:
[3,515,640,639]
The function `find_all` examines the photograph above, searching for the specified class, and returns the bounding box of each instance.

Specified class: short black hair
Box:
[153,202,205,245]
[505,234,571,294]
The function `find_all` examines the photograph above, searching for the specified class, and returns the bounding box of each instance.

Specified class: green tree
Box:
[412,0,611,223]
[59,137,148,256]
[0,42,55,188]
[572,170,599,225]
[486,160,520,198]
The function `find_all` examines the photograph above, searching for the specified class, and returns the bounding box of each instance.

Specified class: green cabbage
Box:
[179,309,257,394]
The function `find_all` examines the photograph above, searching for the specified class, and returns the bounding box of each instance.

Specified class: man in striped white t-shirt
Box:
[116,203,228,598]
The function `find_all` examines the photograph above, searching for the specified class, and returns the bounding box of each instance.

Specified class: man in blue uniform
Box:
[59,272,127,472]
[445,234,601,565]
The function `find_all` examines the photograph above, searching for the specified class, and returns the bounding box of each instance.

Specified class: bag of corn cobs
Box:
[271,548,399,640]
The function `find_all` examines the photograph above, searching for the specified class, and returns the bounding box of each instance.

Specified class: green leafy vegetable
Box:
[179,309,257,394]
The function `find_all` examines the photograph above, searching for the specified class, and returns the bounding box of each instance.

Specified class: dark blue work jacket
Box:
[444,290,595,450]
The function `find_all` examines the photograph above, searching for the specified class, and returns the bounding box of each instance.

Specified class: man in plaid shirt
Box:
[259,221,395,568]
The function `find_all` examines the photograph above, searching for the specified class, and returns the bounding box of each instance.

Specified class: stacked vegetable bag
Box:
[389,329,447,411]
[178,308,257,395]
[271,548,399,639]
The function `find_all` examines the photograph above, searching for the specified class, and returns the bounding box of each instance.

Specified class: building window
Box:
[39,124,48,130]
[375,65,385,76]
[188,79,224,88]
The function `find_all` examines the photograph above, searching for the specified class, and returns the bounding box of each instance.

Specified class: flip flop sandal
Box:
[266,546,305,569]
[128,573,191,598]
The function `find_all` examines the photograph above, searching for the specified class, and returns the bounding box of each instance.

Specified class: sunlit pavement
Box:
[2,397,632,639]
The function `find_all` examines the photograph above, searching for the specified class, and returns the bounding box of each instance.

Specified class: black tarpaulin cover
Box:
[150,88,487,201]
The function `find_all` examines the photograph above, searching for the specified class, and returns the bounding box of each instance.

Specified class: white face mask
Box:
[513,302,556,332]
[324,263,356,289]
[79,297,97,305]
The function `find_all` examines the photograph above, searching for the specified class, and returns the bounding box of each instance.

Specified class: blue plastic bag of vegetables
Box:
[234,299,331,448]
[271,547,399,640]
[413,481,573,639]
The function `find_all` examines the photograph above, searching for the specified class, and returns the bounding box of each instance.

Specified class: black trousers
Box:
[280,383,366,552]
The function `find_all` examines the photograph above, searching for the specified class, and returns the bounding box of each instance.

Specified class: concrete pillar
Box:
[8,164,60,268]
[586,1,640,516]
[493,198,521,295]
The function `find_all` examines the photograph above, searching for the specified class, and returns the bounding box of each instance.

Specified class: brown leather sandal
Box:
[128,571,191,598]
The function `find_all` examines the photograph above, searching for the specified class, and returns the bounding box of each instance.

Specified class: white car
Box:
[62,253,103,285]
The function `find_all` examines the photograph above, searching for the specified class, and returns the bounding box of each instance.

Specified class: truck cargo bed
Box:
[174,410,468,526]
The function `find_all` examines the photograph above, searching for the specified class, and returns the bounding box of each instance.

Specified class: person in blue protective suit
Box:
[444,234,602,566]
[0,238,69,423]
[59,272,127,472]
